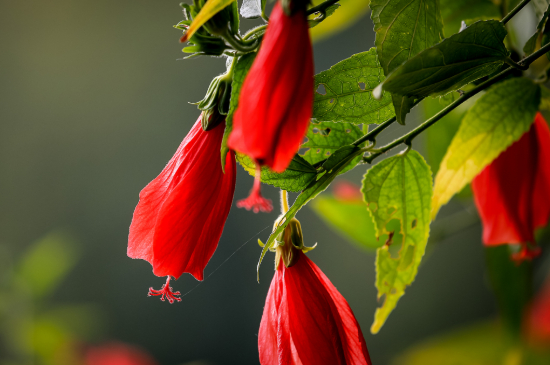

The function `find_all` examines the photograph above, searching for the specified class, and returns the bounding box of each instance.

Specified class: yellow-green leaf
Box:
[181,0,236,43]
[362,150,432,334]
[431,77,541,219]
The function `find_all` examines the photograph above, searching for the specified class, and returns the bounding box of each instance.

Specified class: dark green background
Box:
[1,1,547,364]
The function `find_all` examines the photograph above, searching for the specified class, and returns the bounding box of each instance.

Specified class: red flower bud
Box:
[259,251,372,365]
[128,116,236,296]
[228,2,314,173]
[472,113,550,262]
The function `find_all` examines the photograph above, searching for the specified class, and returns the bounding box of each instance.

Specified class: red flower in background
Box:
[228,1,313,212]
[128,116,236,302]
[472,113,550,262]
[85,342,157,365]
[259,251,372,365]
[525,276,550,345]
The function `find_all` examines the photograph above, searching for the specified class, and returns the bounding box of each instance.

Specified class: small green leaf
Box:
[310,196,382,251]
[236,153,317,192]
[524,2,550,55]
[440,0,500,36]
[432,77,541,218]
[313,48,394,125]
[301,121,364,174]
[221,53,256,168]
[362,150,432,334]
[15,231,80,299]
[308,4,340,28]
[370,0,444,123]
[310,0,370,41]
[382,20,509,98]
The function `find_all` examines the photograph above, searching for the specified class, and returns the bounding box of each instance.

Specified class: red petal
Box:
[228,3,313,173]
[128,117,236,280]
[258,254,371,365]
[472,115,542,245]
[531,113,550,231]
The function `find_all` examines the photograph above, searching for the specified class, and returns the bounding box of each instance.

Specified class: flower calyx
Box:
[270,217,316,269]
[195,73,232,131]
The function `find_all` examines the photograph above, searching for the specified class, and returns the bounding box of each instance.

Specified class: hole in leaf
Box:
[329,98,334,104]
[387,207,397,216]
[346,129,351,133]
[316,149,321,154]
[312,127,319,134]
[320,128,330,136]
[316,84,326,95]
[298,147,309,156]
[325,151,331,156]
[411,219,417,229]
[358,82,366,90]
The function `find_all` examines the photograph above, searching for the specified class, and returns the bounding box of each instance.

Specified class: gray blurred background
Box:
[1,1,548,364]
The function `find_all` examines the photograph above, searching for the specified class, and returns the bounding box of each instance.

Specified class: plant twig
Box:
[501,0,532,25]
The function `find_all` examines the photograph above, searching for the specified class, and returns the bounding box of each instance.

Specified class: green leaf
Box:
[540,85,550,111]
[381,20,509,98]
[524,2,550,55]
[309,196,382,251]
[362,150,432,334]
[432,77,541,219]
[180,0,236,42]
[393,321,550,365]
[236,153,317,193]
[301,121,364,174]
[257,147,366,280]
[370,0,444,123]
[308,4,340,28]
[310,0,370,42]
[221,53,256,169]
[485,246,531,335]
[15,231,80,299]
[313,48,394,125]
[440,0,500,36]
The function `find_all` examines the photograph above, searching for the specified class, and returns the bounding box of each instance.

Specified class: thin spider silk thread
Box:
[179,224,272,298]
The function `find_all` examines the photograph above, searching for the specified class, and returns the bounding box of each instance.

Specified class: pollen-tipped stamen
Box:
[148,276,182,304]
[237,163,273,213]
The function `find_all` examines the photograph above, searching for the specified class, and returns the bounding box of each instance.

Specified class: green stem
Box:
[222,29,259,53]
[501,0,531,25]
[505,57,529,71]
[352,98,424,147]
[307,0,340,15]
[363,41,550,164]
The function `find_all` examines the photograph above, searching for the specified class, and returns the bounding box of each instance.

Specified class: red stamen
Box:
[511,243,542,264]
[237,164,273,213]
[148,276,182,304]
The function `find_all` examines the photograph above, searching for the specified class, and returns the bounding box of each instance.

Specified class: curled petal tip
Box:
[179,33,189,43]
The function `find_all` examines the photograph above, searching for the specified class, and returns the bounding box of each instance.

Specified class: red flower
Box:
[228,1,313,212]
[128,116,236,301]
[472,113,550,262]
[85,342,157,365]
[259,251,372,365]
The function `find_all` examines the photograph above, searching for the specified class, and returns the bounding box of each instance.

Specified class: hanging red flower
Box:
[228,1,313,213]
[128,116,236,302]
[259,250,372,365]
[472,112,550,262]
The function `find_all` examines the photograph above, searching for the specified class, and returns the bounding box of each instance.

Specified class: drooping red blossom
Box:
[128,116,236,297]
[85,342,158,365]
[236,164,273,213]
[228,1,313,213]
[259,251,372,365]
[228,2,313,173]
[472,113,550,262]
